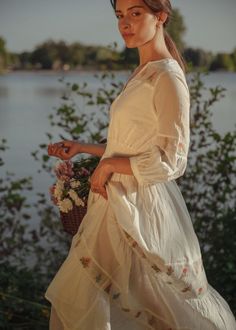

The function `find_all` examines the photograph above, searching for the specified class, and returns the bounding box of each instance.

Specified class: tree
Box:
[183,47,214,69]
[230,47,236,72]
[210,53,235,72]
[166,8,187,52]
[0,36,9,72]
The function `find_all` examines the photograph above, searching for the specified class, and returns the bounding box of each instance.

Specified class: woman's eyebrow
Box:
[115,5,144,13]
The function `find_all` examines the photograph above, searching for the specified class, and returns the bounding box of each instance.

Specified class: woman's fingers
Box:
[91,185,108,200]
[48,142,71,159]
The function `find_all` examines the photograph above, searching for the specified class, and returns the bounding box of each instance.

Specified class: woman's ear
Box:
[156,11,168,27]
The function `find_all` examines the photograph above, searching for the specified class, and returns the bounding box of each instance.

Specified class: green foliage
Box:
[210,52,235,72]
[166,8,187,51]
[0,262,50,329]
[0,140,71,328]
[0,37,9,72]
[184,48,214,70]
[177,71,236,310]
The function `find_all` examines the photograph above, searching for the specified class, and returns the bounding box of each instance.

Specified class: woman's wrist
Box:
[77,142,106,157]
[102,157,133,176]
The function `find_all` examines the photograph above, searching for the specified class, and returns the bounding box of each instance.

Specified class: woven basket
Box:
[60,201,88,236]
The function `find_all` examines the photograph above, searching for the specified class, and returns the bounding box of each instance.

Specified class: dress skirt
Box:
[45,172,236,330]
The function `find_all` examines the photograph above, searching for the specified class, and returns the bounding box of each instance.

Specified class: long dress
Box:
[44,58,236,330]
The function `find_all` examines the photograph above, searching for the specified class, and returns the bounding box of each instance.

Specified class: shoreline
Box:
[1,68,235,75]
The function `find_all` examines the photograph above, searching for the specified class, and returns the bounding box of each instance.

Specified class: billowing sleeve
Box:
[129,69,190,185]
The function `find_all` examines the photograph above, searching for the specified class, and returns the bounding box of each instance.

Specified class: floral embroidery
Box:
[181,284,192,293]
[151,264,161,273]
[182,267,188,274]
[132,240,138,247]
[135,311,142,318]
[148,315,156,325]
[166,266,174,275]
[198,287,203,294]
[76,234,174,330]
[104,282,112,294]
[95,273,102,283]
[112,292,121,300]
[79,256,91,268]
[146,72,158,84]
[179,267,188,279]
[122,308,130,312]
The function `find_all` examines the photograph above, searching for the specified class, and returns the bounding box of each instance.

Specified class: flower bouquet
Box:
[49,156,99,236]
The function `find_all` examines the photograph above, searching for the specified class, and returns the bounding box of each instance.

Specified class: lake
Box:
[0,69,235,223]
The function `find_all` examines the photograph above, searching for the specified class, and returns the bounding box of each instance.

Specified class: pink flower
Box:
[49,185,59,205]
[54,160,74,181]
[78,167,90,176]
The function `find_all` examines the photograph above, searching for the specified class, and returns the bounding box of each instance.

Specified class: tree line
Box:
[0,7,235,72]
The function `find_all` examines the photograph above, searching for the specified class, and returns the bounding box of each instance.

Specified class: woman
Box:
[45,0,236,329]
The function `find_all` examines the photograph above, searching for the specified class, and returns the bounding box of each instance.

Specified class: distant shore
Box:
[1,67,235,75]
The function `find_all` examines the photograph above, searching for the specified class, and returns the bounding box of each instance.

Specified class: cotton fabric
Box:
[45,58,236,329]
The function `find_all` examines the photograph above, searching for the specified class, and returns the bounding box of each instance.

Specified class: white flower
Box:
[70,180,81,188]
[68,189,85,207]
[54,180,64,199]
[74,198,85,207]
[68,189,78,201]
[58,198,73,213]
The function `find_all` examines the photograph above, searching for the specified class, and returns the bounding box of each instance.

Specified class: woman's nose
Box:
[120,16,131,30]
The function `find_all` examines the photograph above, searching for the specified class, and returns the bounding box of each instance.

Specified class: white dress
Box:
[45,58,236,330]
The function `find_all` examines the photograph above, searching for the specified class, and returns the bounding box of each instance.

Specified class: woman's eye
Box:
[116,12,141,19]
[131,12,141,17]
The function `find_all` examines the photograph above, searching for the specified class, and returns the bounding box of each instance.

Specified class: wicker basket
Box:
[60,201,88,236]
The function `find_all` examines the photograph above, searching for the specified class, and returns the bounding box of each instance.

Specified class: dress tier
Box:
[45,59,236,329]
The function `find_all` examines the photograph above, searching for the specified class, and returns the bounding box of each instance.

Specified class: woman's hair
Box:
[110,0,186,73]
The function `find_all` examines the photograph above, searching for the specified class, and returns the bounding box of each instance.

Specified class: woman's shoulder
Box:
[141,59,188,90]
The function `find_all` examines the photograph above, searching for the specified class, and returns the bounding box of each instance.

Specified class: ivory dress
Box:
[45,58,236,329]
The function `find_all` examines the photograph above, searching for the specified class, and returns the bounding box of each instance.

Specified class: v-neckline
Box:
[121,57,176,93]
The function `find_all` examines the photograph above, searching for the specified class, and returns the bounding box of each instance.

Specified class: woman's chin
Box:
[124,41,137,49]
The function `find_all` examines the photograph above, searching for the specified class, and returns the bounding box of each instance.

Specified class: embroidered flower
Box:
[182,284,192,293]
[104,282,112,294]
[122,308,130,312]
[80,257,91,268]
[95,274,102,283]
[135,311,142,318]
[198,287,203,294]
[112,292,120,300]
[182,267,188,274]
[166,266,174,275]
[132,240,138,247]
[148,316,156,325]
[151,264,161,273]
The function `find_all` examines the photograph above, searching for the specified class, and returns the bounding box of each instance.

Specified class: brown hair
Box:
[110,0,186,73]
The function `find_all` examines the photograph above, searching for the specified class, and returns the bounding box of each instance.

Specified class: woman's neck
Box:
[137,27,172,66]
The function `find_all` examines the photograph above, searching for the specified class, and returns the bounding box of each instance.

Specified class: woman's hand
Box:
[90,159,114,200]
[47,140,83,160]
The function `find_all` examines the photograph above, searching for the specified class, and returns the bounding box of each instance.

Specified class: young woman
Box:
[45,0,236,329]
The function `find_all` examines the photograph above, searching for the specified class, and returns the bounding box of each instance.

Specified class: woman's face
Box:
[115,0,158,48]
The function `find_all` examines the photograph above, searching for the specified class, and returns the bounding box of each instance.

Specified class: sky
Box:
[0,0,235,54]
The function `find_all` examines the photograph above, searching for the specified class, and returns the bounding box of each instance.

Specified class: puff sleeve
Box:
[129,69,190,185]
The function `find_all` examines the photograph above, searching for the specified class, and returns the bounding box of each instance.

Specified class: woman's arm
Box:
[104,157,133,175]
[79,142,107,157]
[47,141,107,160]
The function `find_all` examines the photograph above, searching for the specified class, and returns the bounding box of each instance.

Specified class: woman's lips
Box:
[122,33,135,38]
